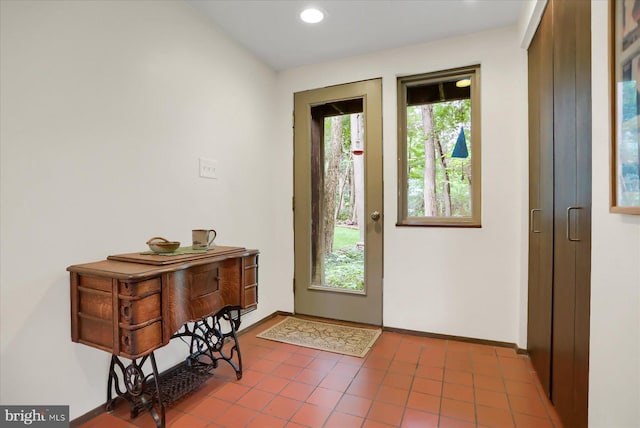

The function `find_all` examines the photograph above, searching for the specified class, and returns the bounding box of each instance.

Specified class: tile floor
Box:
[79,315,563,428]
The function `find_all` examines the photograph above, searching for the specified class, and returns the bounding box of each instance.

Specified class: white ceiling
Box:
[187,0,526,71]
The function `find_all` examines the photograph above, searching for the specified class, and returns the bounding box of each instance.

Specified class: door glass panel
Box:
[310,102,365,292]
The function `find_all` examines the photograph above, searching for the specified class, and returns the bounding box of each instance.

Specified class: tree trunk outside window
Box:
[421,105,437,216]
[323,116,343,254]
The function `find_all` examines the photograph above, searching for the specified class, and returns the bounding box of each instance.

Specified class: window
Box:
[397,65,481,227]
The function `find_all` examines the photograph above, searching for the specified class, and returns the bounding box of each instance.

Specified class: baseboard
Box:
[382,325,527,354]
[69,403,105,428]
[237,310,293,335]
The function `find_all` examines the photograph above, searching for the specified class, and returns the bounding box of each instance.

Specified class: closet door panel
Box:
[527,4,554,397]
[552,0,577,419]
[573,0,592,426]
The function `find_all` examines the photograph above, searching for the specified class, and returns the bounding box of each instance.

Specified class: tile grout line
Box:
[530,369,562,427]
[496,348,520,428]
[397,337,422,428]
[229,341,301,427]
[319,333,380,428]
[271,345,325,428]
[360,332,403,426]
[439,340,479,428]
[470,344,479,428]
[436,341,447,428]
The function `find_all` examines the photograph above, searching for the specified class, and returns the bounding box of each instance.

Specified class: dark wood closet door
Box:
[527,3,554,397]
[552,1,591,426]
[528,1,591,426]
[552,0,579,419]
[572,1,592,426]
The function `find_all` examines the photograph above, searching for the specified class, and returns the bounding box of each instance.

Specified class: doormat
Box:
[256,317,381,358]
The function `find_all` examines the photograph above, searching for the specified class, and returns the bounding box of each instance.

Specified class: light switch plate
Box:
[199,157,218,179]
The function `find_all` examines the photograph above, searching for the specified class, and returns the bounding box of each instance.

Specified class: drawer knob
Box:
[121,303,131,321]
[122,334,130,350]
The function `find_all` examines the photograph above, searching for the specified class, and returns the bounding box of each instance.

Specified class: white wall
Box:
[276,27,529,346]
[5,1,636,424]
[589,1,640,426]
[0,0,287,419]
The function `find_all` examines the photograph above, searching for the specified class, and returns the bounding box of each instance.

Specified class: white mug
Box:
[192,229,216,250]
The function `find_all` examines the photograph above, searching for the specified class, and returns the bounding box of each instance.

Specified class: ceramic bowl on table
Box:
[146,237,180,253]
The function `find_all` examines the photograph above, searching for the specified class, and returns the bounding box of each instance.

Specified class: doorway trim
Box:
[293,78,383,326]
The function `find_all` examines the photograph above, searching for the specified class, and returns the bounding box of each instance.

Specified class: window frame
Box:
[396,65,482,227]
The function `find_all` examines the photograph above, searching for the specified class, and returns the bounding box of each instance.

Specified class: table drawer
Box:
[242,253,258,310]
[243,254,258,268]
[120,321,162,357]
[78,315,113,350]
[119,293,161,325]
[78,275,112,293]
[119,278,160,297]
[189,262,220,299]
[243,284,257,310]
[78,287,112,320]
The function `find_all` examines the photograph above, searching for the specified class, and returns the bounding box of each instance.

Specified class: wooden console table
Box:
[68,246,258,427]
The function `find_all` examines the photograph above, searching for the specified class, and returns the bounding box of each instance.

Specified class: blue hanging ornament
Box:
[451,126,468,181]
[451,127,468,158]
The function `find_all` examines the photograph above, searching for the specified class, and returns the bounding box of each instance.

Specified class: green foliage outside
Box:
[332,225,359,249]
[321,116,365,290]
[324,226,364,291]
[325,115,357,222]
[407,99,472,217]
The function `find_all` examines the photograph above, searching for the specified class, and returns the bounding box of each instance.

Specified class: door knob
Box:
[370,211,381,221]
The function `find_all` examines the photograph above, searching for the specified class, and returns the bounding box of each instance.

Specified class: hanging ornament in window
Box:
[451,126,468,158]
[451,126,468,180]
[352,113,364,156]
[352,133,363,156]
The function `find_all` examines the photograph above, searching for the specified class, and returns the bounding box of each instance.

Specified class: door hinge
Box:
[293,278,296,295]
[292,196,295,211]
[292,110,295,129]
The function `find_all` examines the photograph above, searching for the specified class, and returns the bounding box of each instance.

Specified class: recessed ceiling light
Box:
[300,8,325,24]
[456,78,471,88]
